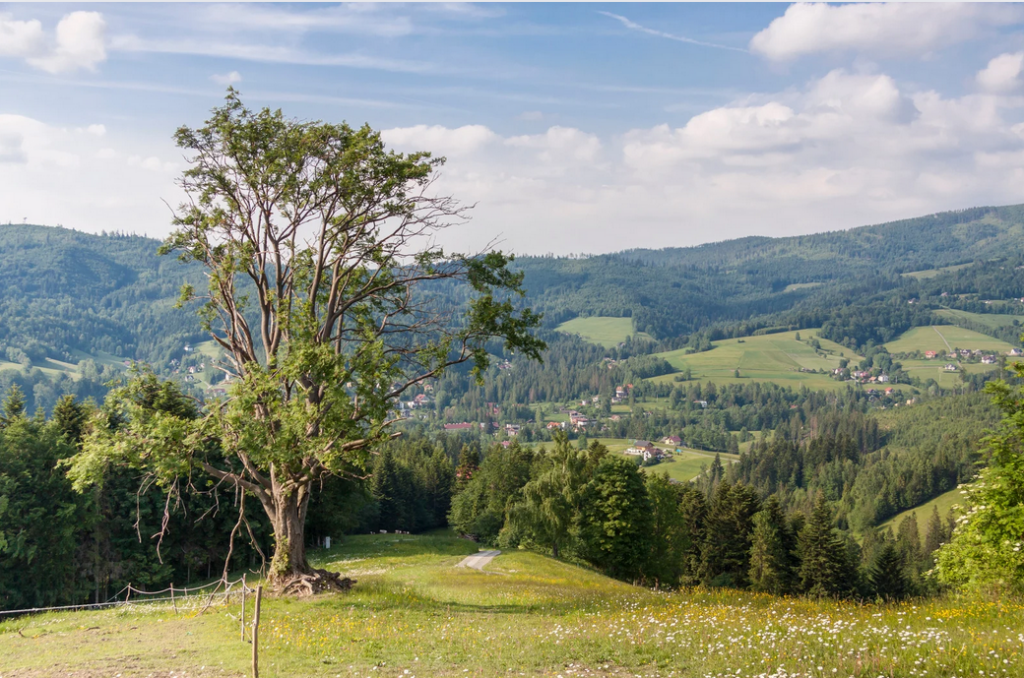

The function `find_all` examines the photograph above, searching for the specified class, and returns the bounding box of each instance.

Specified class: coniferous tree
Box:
[455,445,481,490]
[923,505,949,559]
[896,513,924,579]
[0,385,25,427]
[700,481,761,587]
[677,484,708,585]
[798,494,852,597]
[748,496,797,594]
[869,541,911,601]
[371,449,407,532]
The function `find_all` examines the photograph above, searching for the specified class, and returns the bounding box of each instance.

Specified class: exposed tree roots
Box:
[276,568,356,597]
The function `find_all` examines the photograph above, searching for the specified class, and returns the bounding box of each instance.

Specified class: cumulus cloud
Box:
[978,52,1024,92]
[0,14,45,58]
[210,70,243,85]
[0,114,182,235]
[0,11,106,74]
[750,3,1023,61]
[371,69,1024,254]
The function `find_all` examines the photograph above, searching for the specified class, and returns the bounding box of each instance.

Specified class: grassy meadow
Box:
[877,487,963,541]
[900,263,972,279]
[934,308,1024,331]
[882,325,1016,354]
[647,329,863,391]
[2,532,1023,677]
[555,316,652,348]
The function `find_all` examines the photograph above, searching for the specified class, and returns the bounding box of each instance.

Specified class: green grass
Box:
[555,316,652,348]
[883,325,1017,354]
[3,533,1023,677]
[782,282,824,292]
[898,357,1007,388]
[878,487,964,540]
[647,329,864,391]
[934,308,1024,331]
[901,263,972,279]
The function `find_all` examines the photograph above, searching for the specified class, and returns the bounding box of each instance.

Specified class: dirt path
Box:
[932,326,953,353]
[457,550,500,571]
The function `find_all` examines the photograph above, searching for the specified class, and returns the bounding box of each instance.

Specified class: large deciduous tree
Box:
[68,91,544,593]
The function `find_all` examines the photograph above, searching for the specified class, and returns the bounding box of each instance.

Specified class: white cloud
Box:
[211,70,243,86]
[382,125,497,156]
[0,14,45,58]
[24,11,107,74]
[751,3,1024,61]
[369,69,1024,254]
[978,52,1024,92]
[0,114,183,236]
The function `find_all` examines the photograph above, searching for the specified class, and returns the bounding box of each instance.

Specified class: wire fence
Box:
[1,576,267,677]
[0,574,256,619]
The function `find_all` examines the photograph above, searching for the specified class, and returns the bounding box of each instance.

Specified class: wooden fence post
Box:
[240,575,247,642]
[171,583,177,614]
[251,586,263,678]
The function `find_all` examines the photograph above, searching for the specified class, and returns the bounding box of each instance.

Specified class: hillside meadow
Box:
[555,316,653,349]
[882,325,1016,354]
[646,330,863,391]
[2,533,1023,678]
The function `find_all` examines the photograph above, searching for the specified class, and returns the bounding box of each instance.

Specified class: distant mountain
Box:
[3,203,1024,365]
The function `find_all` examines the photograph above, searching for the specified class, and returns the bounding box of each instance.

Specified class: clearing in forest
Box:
[883,326,1016,354]
[555,316,652,348]
[648,329,862,390]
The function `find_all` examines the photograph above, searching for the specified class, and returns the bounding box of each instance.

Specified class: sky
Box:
[4,2,1024,255]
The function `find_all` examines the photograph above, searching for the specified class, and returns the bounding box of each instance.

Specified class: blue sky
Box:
[4,3,1024,254]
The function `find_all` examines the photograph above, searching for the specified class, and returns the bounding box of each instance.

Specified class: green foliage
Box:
[578,455,653,581]
[869,541,911,601]
[935,364,1024,592]
[747,496,798,594]
[798,494,856,598]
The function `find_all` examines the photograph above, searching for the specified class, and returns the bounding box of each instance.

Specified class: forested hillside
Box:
[0,225,205,365]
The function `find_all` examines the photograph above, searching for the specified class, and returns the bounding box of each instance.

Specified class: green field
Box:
[878,488,963,541]
[901,263,971,279]
[883,325,1017,354]
[2,532,1023,677]
[898,357,1006,388]
[782,281,824,292]
[934,308,1024,331]
[647,329,865,391]
[555,316,651,348]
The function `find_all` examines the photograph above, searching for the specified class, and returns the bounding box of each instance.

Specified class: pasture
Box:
[647,329,863,391]
[934,308,1024,331]
[900,263,972,279]
[883,325,1017,354]
[878,487,963,541]
[555,316,652,348]
[2,532,1023,678]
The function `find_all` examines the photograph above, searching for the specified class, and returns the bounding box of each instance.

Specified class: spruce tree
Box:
[455,445,480,490]
[371,449,406,532]
[700,481,761,587]
[0,385,25,427]
[748,496,796,594]
[923,505,947,558]
[869,542,910,601]
[798,494,851,597]
[896,513,923,577]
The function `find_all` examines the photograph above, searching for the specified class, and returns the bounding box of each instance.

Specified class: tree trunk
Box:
[265,488,312,581]
[260,485,355,596]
